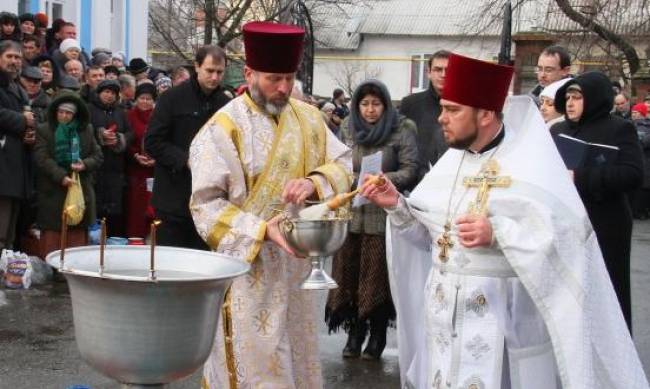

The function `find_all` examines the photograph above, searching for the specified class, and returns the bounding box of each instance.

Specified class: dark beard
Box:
[446,111,480,150]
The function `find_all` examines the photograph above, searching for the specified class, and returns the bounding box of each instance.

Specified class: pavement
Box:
[1,220,650,389]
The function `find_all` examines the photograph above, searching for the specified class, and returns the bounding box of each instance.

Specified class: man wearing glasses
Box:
[530,45,572,105]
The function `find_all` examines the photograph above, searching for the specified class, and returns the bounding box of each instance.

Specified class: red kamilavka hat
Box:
[442,54,514,112]
[243,21,305,73]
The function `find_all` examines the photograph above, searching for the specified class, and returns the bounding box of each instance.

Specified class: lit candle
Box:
[149,220,161,280]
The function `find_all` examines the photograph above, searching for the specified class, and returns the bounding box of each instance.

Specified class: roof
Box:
[312,0,650,50]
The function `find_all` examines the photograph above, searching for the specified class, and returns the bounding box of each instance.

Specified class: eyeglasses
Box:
[535,66,559,74]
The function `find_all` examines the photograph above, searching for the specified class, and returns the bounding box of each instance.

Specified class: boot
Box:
[362,316,387,360]
[342,320,367,358]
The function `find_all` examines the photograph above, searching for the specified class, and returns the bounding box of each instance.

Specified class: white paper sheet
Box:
[352,150,383,207]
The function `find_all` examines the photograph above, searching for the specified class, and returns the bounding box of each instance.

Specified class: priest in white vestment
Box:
[189,22,351,389]
[361,54,649,389]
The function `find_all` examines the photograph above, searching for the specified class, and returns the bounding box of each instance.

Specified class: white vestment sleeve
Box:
[386,196,433,389]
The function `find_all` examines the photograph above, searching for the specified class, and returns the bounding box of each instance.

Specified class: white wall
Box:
[314,35,501,101]
[128,0,149,60]
[91,0,112,50]
[0,0,18,13]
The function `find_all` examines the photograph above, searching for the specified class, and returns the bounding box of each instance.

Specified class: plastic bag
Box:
[63,171,85,226]
[0,249,33,289]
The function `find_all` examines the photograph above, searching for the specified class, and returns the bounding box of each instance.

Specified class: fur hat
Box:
[128,58,149,75]
[96,79,121,95]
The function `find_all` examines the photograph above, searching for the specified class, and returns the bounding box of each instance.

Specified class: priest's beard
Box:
[249,78,289,116]
[446,115,479,150]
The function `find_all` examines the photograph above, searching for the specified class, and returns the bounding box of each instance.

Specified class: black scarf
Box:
[350,79,399,147]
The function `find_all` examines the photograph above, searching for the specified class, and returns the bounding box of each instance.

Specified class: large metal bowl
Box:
[280,217,349,257]
[46,245,249,387]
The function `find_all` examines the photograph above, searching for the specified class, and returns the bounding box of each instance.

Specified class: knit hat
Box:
[96,79,120,95]
[92,52,111,66]
[19,13,35,25]
[60,38,81,54]
[58,102,77,114]
[35,13,48,28]
[632,103,648,118]
[104,65,120,77]
[135,82,157,100]
[128,58,149,75]
[155,76,172,90]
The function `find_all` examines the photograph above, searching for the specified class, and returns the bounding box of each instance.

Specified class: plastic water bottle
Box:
[88,221,101,245]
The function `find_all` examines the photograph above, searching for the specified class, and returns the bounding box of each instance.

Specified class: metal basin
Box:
[46,245,249,386]
[280,218,349,258]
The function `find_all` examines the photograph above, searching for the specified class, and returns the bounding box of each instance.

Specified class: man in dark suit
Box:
[144,46,231,250]
[399,50,450,182]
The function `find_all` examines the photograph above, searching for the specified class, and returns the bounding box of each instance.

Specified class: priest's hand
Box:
[456,214,493,248]
[359,174,399,208]
[265,214,301,257]
[282,178,315,204]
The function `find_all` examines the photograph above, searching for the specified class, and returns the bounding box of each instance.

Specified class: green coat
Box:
[33,92,104,231]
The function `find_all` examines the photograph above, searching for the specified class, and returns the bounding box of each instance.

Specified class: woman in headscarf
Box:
[125,83,157,238]
[539,77,570,128]
[325,79,419,360]
[33,91,103,255]
[551,71,644,331]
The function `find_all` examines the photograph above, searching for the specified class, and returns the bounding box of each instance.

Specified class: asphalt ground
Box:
[1,220,650,388]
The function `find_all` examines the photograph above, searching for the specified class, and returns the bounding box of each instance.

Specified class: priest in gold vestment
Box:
[188,22,352,389]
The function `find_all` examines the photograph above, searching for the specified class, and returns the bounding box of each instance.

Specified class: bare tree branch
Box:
[554,0,641,74]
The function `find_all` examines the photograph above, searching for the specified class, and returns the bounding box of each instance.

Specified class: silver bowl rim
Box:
[46,245,250,283]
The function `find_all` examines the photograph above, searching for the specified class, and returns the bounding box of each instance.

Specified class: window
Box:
[410,54,432,93]
[52,2,63,21]
[18,0,29,15]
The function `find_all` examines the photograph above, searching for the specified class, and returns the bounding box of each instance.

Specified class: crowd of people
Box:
[2,13,650,388]
[0,12,206,256]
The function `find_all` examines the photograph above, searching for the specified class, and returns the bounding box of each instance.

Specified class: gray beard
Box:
[249,83,288,116]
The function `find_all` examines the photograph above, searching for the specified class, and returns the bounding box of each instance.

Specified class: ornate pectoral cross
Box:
[436,221,454,263]
[463,159,511,216]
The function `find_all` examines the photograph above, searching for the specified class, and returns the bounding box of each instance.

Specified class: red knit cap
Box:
[243,22,304,73]
[35,13,48,28]
[632,103,648,117]
[442,54,514,112]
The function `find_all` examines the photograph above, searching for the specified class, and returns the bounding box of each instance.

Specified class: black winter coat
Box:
[551,71,644,329]
[399,84,447,181]
[88,95,134,216]
[635,118,650,188]
[29,89,50,125]
[144,75,231,218]
[0,70,30,199]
